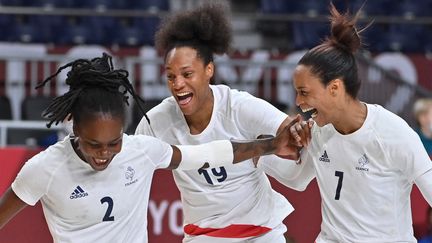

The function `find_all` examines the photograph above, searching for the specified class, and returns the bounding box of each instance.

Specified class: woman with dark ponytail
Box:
[0,53,302,242]
[291,3,432,242]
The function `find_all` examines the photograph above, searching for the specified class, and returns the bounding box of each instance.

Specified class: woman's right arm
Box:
[0,187,28,229]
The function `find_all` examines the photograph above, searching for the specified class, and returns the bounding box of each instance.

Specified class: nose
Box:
[171,76,186,90]
[295,94,303,106]
[98,146,110,157]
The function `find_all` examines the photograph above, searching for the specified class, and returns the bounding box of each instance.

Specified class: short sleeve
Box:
[11,152,52,206]
[135,135,173,169]
[395,132,432,182]
[135,117,155,136]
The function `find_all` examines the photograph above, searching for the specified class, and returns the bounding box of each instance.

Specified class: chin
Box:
[313,119,328,128]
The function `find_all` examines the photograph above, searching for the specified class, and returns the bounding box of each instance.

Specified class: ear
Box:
[329,79,343,96]
[205,62,214,81]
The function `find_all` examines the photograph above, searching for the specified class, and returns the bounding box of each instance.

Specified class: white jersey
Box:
[12,134,172,243]
[301,104,432,242]
[135,84,293,239]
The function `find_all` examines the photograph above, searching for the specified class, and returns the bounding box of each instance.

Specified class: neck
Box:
[185,89,214,135]
[70,137,86,162]
[333,99,367,135]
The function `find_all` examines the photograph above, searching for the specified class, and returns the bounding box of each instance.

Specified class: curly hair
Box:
[298,3,368,99]
[155,0,232,65]
[36,53,149,128]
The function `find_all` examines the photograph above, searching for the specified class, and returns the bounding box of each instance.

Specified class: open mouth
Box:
[302,107,318,119]
[176,92,193,105]
[93,158,109,165]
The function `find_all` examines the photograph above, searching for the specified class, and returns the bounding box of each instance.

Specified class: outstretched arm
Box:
[0,188,28,229]
[166,115,303,170]
[258,155,315,191]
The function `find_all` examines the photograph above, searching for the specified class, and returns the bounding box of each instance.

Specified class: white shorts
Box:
[183,223,287,243]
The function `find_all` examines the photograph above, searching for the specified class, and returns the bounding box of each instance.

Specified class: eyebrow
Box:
[85,136,123,144]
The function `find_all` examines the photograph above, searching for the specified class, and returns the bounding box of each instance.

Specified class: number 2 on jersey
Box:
[198,166,227,185]
[101,196,115,221]
[334,171,344,200]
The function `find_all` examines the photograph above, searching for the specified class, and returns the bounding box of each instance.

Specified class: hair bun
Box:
[328,3,362,53]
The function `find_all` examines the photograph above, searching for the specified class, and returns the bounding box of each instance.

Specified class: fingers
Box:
[289,116,314,147]
[289,123,303,147]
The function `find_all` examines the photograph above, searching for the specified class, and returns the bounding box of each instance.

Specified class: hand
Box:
[273,115,306,158]
[289,115,314,148]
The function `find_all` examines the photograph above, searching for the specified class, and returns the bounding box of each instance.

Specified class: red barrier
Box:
[0,148,429,242]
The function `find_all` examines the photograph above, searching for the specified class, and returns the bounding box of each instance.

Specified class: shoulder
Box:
[212,84,276,112]
[136,97,181,135]
[146,97,177,119]
[17,138,72,178]
[367,104,417,138]
[122,134,168,150]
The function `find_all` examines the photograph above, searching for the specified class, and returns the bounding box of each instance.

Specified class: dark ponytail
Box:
[298,3,367,98]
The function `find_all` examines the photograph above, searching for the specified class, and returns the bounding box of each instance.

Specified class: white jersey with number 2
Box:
[12,134,172,243]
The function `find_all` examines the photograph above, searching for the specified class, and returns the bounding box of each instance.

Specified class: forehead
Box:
[293,65,321,88]
[166,47,201,67]
[76,114,123,141]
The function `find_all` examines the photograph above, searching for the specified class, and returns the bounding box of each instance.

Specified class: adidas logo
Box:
[319,150,330,163]
[70,186,89,199]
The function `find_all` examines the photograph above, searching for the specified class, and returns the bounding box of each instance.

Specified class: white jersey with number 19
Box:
[136,84,294,241]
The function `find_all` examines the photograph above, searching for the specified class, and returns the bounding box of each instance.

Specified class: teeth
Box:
[177,92,191,97]
[95,159,108,163]
[301,107,315,112]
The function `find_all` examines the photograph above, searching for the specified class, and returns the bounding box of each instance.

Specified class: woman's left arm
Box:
[415,169,432,206]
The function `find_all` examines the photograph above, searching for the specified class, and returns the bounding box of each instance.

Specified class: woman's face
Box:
[293,64,337,127]
[165,46,214,116]
[73,113,123,171]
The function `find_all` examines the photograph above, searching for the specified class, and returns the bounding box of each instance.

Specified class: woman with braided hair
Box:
[135,2,312,242]
[289,3,432,242]
[0,53,302,243]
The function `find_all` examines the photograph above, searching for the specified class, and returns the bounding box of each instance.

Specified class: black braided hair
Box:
[36,53,150,128]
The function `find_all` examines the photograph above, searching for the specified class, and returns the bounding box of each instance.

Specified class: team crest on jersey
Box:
[125,166,138,186]
[319,150,330,163]
[355,154,369,172]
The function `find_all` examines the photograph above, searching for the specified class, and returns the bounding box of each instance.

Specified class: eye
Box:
[166,74,175,82]
[183,72,193,78]
[108,140,122,147]
[297,90,308,96]
[87,142,101,149]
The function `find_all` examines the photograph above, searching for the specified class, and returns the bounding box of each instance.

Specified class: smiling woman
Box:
[133,1,310,243]
[0,53,302,243]
[290,3,432,242]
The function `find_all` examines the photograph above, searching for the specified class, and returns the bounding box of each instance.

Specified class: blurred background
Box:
[0,0,431,242]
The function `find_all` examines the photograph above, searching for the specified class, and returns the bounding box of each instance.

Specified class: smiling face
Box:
[165,46,214,117]
[73,113,123,171]
[293,64,339,127]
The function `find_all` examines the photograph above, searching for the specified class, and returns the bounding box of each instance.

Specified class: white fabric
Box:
[257,154,315,191]
[135,84,293,239]
[11,134,172,243]
[300,104,432,243]
[177,140,234,170]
